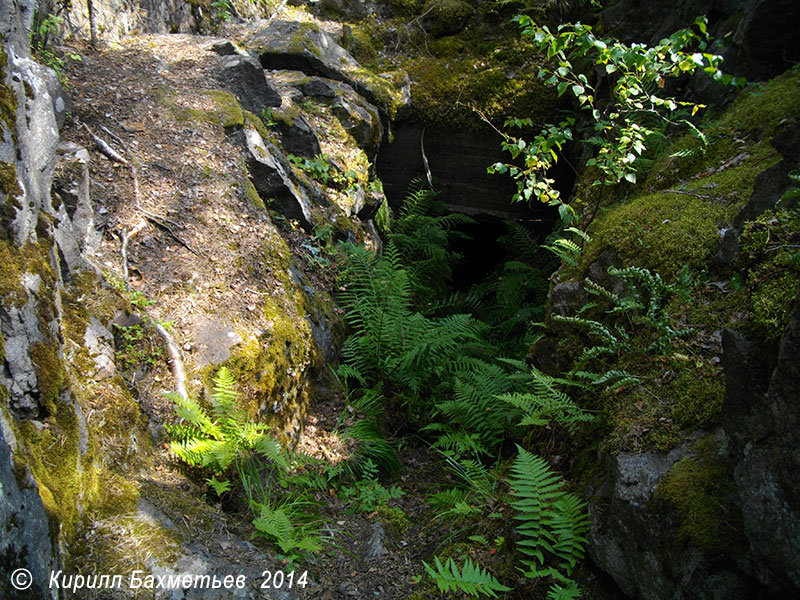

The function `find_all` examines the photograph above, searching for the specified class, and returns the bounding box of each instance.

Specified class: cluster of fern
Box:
[335,185,594,597]
[166,368,322,563]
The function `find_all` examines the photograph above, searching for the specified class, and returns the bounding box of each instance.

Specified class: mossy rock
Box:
[656,435,741,551]
[740,208,800,341]
[718,65,800,138]
[584,192,728,280]
[387,0,426,17]
[422,0,475,38]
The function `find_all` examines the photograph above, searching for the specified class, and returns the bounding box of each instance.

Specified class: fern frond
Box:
[547,580,583,600]
[423,557,511,598]
[509,446,589,579]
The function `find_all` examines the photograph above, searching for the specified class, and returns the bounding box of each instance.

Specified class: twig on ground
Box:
[82,122,128,164]
[155,323,188,401]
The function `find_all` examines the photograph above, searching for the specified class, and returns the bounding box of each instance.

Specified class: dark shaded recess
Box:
[448,212,558,291]
[378,121,570,288]
[449,216,509,291]
[377,122,573,219]
[601,0,800,80]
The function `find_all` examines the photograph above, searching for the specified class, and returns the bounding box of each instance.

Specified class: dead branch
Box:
[268,0,290,23]
[82,122,128,164]
[155,323,188,401]
[98,123,129,153]
[420,127,435,191]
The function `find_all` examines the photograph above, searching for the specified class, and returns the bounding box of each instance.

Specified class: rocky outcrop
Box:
[245,19,408,121]
[0,414,59,600]
[217,54,283,115]
[236,126,317,229]
[727,289,800,593]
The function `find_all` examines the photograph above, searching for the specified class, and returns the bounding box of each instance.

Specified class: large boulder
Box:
[245,20,407,120]
[217,54,282,115]
[588,433,756,600]
[273,113,322,158]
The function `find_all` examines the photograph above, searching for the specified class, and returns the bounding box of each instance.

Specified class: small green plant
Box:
[166,368,322,561]
[259,107,277,127]
[490,16,743,221]
[31,12,62,53]
[551,264,693,389]
[105,271,155,309]
[210,0,232,22]
[508,446,588,594]
[288,154,334,185]
[339,458,405,512]
[498,361,594,434]
[422,556,511,598]
[113,323,163,370]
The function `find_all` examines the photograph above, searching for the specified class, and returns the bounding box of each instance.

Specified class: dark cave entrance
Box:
[376,121,574,289]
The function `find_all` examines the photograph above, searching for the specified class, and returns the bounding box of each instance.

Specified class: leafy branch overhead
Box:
[489,15,744,219]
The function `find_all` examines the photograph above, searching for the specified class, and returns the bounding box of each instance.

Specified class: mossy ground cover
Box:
[559,66,800,453]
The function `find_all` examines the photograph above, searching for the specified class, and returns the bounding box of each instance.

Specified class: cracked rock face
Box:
[236,127,316,230]
[0,414,59,600]
[218,54,282,115]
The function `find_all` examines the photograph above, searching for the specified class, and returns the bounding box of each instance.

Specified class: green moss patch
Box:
[402,50,554,127]
[586,193,727,279]
[657,436,740,551]
[141,480,219,540]
[206,89,245,129]
[29,342,67,416]
[718,65,800,137]
[740,208,800,341]
[70,511,183,578]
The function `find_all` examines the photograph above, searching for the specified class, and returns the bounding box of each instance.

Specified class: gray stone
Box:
[246,20,404,118]
[711,227,740,272]
[0,286,45,418]
[236,127,315,229]
[190,318,243,367]
[720,328,771,446]
[274,114,321,158]
[218,54,282,115]
[5,51,61,244]
[548,281,586,317]
[298,76,339,99]
[331,91,382,160]
[732,286,800,592]
[210,40,249,57]
[588,436,745,600]
[733,161,796,228]
[84,316,116,380]
[363,521,390,561]
[355,187,385,222]
[139,0,196,34]
[318,0,371,19]
[0,412,59,600]
[52,142,100,273]
[293,76,383,160]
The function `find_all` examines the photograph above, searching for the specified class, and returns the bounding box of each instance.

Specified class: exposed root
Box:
[154,323,188,401]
